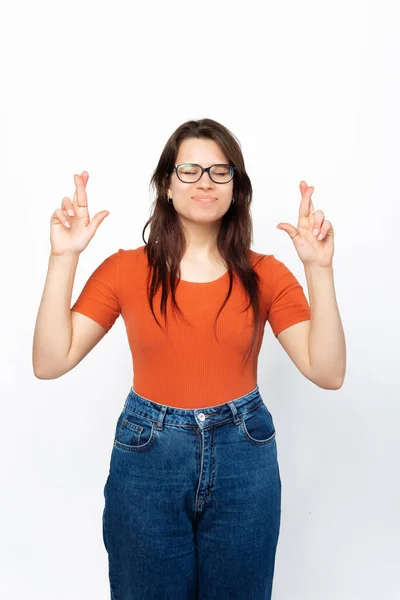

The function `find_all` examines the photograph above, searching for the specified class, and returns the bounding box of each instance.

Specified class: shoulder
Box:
[248,249,293,274]
[248,249,272,264]
[248,248,275,276]
[117,245,145,262]
[114,245,149,278]
[248,250,300,297]
[117,245,145,257]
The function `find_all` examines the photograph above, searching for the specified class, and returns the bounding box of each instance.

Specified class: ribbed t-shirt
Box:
[71,245,310,408]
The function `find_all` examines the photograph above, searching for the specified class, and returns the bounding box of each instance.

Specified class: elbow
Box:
[331,368,346,390]
[32,363,65,380]
[32,351,71,379]
[327,380,344,391]
[307,367,345,390]
[33,370,64,380]
[33,368,56,380]
[32,359,48,379]
[33,369,45,379]
[332,375,345,390]
[317,375,345,391]
[307,362,346,391]
[33,361,47,379]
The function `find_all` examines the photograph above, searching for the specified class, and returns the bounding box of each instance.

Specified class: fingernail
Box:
[67,209,75,216]
[317,233,323,241]
[313,228,319,236]
[65,221,71,228]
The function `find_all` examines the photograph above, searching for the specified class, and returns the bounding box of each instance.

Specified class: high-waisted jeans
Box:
[102,384,282,599]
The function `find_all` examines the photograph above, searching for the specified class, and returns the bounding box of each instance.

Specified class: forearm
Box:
[32,252,80,378]
[305,265,346,389]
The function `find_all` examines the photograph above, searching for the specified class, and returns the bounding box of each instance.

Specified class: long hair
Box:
[141,118,264,369]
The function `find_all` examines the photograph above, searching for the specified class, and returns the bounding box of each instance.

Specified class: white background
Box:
[1,0,399,598]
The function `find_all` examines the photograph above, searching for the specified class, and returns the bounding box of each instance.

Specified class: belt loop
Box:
[227,401,241,425]
[154,405,167,430]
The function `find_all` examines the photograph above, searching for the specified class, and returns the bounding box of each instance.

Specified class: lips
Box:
[192,196,216,204]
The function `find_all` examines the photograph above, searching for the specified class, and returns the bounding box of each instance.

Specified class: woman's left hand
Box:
[276,181,334,268]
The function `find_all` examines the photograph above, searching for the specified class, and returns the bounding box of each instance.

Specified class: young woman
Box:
[33,118,345,599]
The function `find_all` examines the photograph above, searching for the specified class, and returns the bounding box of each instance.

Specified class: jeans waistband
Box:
[124,385,264,429]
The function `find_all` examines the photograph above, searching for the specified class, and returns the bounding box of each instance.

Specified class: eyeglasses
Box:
[171,163,235,184]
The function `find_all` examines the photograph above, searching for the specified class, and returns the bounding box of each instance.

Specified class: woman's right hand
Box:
[50,171,110,257]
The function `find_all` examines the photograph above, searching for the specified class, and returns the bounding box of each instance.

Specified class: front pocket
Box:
[114,408,157,452]
[240,402,276,446]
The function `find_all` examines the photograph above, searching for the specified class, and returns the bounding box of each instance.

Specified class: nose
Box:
[196,170,214,187]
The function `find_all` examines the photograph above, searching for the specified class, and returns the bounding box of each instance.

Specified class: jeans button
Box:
[198,413,206,421]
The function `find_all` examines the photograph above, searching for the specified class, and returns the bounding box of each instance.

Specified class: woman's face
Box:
[167,137,234,226]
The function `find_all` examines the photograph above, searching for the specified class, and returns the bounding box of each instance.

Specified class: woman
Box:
[33,118,345,599]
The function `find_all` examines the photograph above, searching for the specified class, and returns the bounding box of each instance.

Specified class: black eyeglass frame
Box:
[171,163,236,184]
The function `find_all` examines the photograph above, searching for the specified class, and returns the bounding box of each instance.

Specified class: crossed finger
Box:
[73,172,89,209]
[301,183,325,237]
[311,209,325,236]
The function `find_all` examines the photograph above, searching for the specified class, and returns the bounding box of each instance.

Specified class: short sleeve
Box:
[267,255,311,338]
[70,250,121,333]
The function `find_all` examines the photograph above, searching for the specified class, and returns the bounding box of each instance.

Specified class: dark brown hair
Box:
[141,118,264,369]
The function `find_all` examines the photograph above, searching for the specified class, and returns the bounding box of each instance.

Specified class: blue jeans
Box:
[102,384,281,599]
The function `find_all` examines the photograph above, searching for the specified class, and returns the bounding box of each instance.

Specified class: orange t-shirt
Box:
[71,245,310,408]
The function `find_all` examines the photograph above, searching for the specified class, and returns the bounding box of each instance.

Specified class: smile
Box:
[192,197,217,204]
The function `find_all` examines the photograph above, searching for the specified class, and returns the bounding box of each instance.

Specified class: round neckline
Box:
[177,270,230,285]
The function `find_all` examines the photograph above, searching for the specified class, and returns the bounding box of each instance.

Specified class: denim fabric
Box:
[102,384,281,599]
